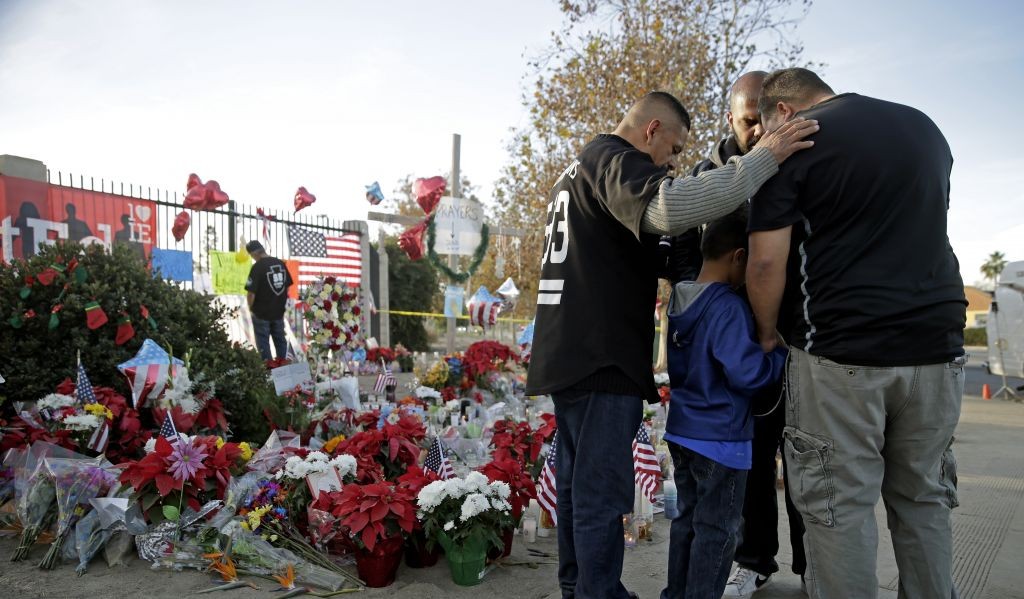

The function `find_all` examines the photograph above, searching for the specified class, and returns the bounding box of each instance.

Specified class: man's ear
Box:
[734,247,748,265]
[646,119,661,142]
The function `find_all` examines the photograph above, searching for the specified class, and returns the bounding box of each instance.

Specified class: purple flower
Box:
[167,439,208,481]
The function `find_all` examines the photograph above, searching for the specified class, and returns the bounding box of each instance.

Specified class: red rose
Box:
[323,300,332,311]
[352,306,361,316]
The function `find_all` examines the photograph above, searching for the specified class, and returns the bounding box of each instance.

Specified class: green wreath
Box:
[426,217,489,283]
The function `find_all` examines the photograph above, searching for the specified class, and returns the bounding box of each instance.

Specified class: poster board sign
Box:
[306,467,344,499]
[271,362,313,395]
[432,196,483,256]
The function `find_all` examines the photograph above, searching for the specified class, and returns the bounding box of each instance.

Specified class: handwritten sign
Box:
[432,196,483,256]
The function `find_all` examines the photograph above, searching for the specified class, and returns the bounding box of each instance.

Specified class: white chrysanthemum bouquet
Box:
[416,471,514,555]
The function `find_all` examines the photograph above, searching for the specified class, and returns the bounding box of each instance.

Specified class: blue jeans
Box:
[553,389,643,599]
[252,317,286,360]
[662,442,748,599]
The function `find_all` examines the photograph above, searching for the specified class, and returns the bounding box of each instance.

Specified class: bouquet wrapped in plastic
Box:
[10,442,85,561]
[74,489,147,575]
[39,456,119,568]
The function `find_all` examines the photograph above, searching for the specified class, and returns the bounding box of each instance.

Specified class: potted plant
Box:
[396,466,442,568]
[417,472,515,586]
[480,457,537,557]
[314,481,416,587]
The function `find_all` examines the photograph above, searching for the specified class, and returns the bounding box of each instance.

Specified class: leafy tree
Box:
[980,251,1008,286]
[0,241,279,441]
[494,0,815,312]
[381,237,439,350]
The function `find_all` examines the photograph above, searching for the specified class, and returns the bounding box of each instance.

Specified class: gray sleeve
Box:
[640,146,779,236]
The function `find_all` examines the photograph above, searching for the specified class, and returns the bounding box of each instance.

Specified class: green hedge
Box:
[0,241,280,441]
[963,327,988,347]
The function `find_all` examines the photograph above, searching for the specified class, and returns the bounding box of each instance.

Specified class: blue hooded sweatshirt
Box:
[665,282,786,446]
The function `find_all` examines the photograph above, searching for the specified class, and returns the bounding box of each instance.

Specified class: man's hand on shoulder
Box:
[756,118,820,164]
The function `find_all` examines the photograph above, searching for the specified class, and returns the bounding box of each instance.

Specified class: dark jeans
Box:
[662,443,747,599]
[734,403,807,576]
[252,317,286,360]
[553,389,643,599]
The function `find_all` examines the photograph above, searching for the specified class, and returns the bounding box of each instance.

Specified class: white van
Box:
[986,260,1024,378]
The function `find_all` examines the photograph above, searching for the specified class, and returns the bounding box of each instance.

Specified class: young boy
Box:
[661,207,787,599]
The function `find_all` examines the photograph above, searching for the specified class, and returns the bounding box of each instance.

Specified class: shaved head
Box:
[614,91,692,170]
[727,71,769,155]
[622,91,692,131]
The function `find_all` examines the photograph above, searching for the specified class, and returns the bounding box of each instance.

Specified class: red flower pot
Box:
[355,542,404,588]
[404,532,441,568]
[487,527,515,561]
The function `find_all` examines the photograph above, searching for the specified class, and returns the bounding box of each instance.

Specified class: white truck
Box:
[986,260,1024,378]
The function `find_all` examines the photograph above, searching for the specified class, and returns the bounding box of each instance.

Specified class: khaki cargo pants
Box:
[784,348,963,599]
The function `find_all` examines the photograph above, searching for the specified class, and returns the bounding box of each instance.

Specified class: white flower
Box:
[489,481,511,500]
[417,480,448,511]
[62,413,102,431]
[491,498,512,511]
[654,372,670,386]
[330,454,357,479]
[415,386,442,400]
[460,493,491,522]
[444,399,461,411]
[307,451,329,463]
[444,521,455,531]
[464,471,489,493]
[144,438,157,453]
[38,393,76,411]
[443,477,469,499]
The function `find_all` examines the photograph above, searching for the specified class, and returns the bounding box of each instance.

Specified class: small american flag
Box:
[373,361,397,394]
[287,226,361,289]
[76,363,97,404]
[424,436,454,480]
[537,431,558,525]
[86,419,110,454]
[633,424,660,503]
[159,412,179,440]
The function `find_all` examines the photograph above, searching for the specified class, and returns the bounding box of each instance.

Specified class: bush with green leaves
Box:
[0,241,279,441]
[383,237,438,351]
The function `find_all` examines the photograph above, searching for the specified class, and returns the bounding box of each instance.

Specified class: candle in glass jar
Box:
[522,516,538,543]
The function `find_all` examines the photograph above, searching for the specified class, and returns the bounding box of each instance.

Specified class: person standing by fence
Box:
[245,240,293,361]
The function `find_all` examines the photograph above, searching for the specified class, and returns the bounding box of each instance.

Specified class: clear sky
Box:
[1,0,1020,285]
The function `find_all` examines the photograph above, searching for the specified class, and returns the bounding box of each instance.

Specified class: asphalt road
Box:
[964,347,1024,398]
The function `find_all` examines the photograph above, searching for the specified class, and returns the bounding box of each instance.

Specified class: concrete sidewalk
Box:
[613,394,1024,599]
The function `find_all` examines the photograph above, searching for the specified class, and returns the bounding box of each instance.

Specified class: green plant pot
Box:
[446,546,488,586]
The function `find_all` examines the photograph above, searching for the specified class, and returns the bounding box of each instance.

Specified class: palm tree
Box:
[980,251,1008,286]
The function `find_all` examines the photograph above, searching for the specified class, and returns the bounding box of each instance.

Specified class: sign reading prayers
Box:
[432,196,484,256]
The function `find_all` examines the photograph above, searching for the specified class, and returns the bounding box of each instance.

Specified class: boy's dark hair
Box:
[700,205,749,260]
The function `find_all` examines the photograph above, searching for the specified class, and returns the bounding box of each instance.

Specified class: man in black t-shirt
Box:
[746,68,967,599]
[245,240,294,361]
[525,90,818,599]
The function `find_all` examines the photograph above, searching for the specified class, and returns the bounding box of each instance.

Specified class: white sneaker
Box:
[722,566,772,598]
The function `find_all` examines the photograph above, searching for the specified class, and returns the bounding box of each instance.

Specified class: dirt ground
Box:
[0,520,675,599]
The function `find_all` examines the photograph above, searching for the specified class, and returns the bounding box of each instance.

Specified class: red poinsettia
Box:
[462,340,519,383]
[396,465,440,497]
[490,419,545,468]
[119,436,207,511]
[53,378,148,461]
[481,457,537,521]
[312,482,416,554]
[0,414,77,452]
[366,347,396,364]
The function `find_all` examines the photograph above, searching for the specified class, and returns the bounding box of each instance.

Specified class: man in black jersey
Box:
[747,68,966,599]
[525,90,818,599]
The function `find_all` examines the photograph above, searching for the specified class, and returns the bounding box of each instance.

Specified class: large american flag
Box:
[633,424,660,503]
[287,226,361,288]
[424,436,454,480]
[537,431,558,525]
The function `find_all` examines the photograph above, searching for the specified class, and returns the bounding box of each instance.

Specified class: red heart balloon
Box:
[186,173,203,192]
[294,186,317,212]
[202,180,230,210]
[172,211,191,241]
[183,185,206,210]
[413,176,447,215]
[398,218,429,260]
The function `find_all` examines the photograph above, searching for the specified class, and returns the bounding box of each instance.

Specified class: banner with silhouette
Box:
[0,175,157,262]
